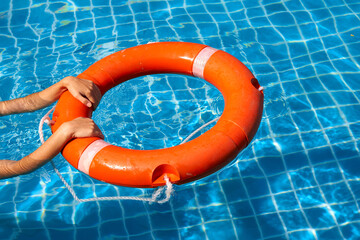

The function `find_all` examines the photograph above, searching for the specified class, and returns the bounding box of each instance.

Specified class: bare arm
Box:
[0,76,101,116]
[0,117,104,179]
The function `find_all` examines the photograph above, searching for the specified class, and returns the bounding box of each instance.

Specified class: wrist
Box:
[59,77,71,93]
[56,122,75,142]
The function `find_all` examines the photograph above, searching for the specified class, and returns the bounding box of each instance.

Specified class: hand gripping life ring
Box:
[51,42,264,188]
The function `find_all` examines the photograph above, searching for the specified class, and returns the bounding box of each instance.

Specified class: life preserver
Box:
[51,42,263,188]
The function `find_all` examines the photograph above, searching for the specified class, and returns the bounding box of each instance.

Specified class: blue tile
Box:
[333,59,358,72]
[314,162,343,185]
[316,107,345,128]
[175,209,202,228]
[150,212,177,229]
[101,220,128,237]
[250,16,271,27]
[280,210,309,231]
[258,156,286,175]
[322,182,355,204]
[319,74,347,91]
[278,26,301,41]
[257,27,284,44]
[301,23,319,39]
[205,221,236,240]
[341,105,360,123]
[340,158,360,178]
[292,11,312,24]
[76,228,100,240]
[229,200,254,218]
[268,173,293,193]
[347,42,360,57]
[311,8,331,19]
[153,230,179,240]
[270,12,295,26]
[341,222,360,240]
[290,168,318,190]
[252,196,276,215]
[201,205,230,222]
[326,46,349,61]
[275,134,304,154]
[279,69,298,82]
[48,229,74,240]
[335,14,360,33]
[287,95,312,112]
[343,73,360,90]
[288,230,316,240]
[349,181,360,200]
[267,46,291,63]
[239,160,263,178]
[257,213,286,238]
[125,215,151,235]
[247,7,265,18]
[301,131,328,149]
[271,114,298,135]
[179,225,206,240]
[243,177,270,198]
[292,110,321,132]
[333,142,360,160]
[284,151,309,170]
[326,126,352,145]
[332,91,358,105]
[304,207,336,228]
[275,192,300,211]
[311,50,330,63]
[196,182,225,206]
[332,202,360,225]
[265,2,287,14]
[282,80,304,96]
[308,92,335,108]
[12,1,30,10]
[221,178,247,202]
[129,233,153,240]
[308,146,335,164]
[16,229,49,240]
[234,217,262,239]
[316,228,343,240]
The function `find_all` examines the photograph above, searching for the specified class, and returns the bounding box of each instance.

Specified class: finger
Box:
[83,87,96,103]
[95,86,102,107]
[74,93,92,108]
[97,131,105,139]
[81,88,100,110]
[89,85,102,110]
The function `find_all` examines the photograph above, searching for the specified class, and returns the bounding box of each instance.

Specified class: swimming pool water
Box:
[0,0,360,239]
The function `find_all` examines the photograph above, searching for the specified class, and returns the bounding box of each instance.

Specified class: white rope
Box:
[51,159,172,203]
[38,106,173,204]
[38,106,219,204]
[181,117,220,144]
[38,105,56,144]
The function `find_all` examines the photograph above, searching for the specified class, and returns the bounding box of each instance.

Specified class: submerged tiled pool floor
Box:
[0,0,360,239]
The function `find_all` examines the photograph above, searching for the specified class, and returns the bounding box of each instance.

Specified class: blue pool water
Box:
[0,0,360,239]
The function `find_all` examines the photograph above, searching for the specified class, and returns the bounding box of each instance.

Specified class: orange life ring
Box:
[51,42,264,188]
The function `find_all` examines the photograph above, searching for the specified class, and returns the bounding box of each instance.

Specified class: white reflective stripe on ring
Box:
[192,47,218,79]
[78,140,111,174]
